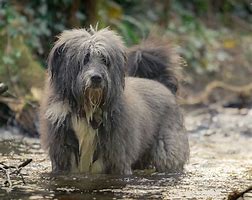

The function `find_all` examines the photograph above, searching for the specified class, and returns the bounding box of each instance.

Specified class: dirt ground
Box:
[0,107,252,200]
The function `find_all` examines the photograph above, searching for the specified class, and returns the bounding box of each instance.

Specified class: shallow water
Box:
[0,136,185,200]
[0,107,252,199]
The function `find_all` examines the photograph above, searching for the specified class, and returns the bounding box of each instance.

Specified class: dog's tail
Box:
[126,39,182,94]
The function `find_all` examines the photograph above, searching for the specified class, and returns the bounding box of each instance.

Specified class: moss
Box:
[0,32,45,97]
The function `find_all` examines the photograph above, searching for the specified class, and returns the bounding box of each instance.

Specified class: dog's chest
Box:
[71,116,103,173]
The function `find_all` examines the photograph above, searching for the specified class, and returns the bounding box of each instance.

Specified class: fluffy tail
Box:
[126,39,182,95]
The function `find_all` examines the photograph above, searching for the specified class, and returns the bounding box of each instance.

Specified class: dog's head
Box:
[48,27,126,114]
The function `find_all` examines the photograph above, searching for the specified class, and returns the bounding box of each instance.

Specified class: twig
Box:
[181,81,252,105]
[18,159,32,168]
[228,185,252,200]
[4,170,12,187]
[0,159,33,187]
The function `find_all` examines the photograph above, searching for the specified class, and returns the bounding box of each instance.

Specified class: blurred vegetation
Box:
[0,0,252,95]
[0,0,251,134]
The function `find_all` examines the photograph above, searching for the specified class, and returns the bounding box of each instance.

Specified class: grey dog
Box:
[39,27,189,174]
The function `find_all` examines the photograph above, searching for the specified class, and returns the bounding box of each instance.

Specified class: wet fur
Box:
[39,27,189,174]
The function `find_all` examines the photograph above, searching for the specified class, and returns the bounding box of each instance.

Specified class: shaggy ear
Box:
[47,44,66,79]
[114,49,126,89]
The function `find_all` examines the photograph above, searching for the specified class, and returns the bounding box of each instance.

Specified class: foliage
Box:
[115,0,252,75]
[0,2,45,96]
[0,0,251,132]
[0,0,251,89]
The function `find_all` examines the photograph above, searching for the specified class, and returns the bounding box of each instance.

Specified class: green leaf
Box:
[2,55,15,65]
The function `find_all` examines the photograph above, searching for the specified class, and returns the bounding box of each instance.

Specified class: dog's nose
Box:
[91,74,102,83]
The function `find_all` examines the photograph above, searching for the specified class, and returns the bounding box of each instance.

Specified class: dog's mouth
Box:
[84,87,103,107]
[83,87,104,129]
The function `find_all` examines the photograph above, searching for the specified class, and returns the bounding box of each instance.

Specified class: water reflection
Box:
[40,172,183,199]
[0,134,183,199]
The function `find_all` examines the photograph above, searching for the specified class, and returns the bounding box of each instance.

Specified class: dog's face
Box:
[47,28,126,113]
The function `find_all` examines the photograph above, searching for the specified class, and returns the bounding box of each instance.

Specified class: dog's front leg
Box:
[106,162,132,175]
[104,148,133,175]
[47,117,79,173]
[121,167,132,175]
[115,161,133,175]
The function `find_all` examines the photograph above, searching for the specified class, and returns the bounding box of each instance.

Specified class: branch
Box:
[181,81,252,105]
[0,159,33,187]
[228,185,252,200]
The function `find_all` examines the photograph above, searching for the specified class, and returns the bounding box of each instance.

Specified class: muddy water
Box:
[0,107,252,199]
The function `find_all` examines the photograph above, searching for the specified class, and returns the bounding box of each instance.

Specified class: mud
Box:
[0,107,251,199]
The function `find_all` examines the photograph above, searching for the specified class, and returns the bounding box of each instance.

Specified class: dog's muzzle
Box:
[90,74,103,88]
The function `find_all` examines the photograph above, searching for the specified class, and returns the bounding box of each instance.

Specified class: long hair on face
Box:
[47,27,127,128]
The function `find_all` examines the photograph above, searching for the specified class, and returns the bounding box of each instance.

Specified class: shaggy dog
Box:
[39,27,189,174]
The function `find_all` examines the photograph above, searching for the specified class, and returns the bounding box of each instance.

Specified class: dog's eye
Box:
[83,52,90,65]
[101,55,110,67]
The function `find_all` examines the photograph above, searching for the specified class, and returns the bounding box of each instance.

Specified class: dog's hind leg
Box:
[150,111,189,172]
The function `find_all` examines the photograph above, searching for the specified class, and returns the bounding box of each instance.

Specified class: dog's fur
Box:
[39,27,189,174]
